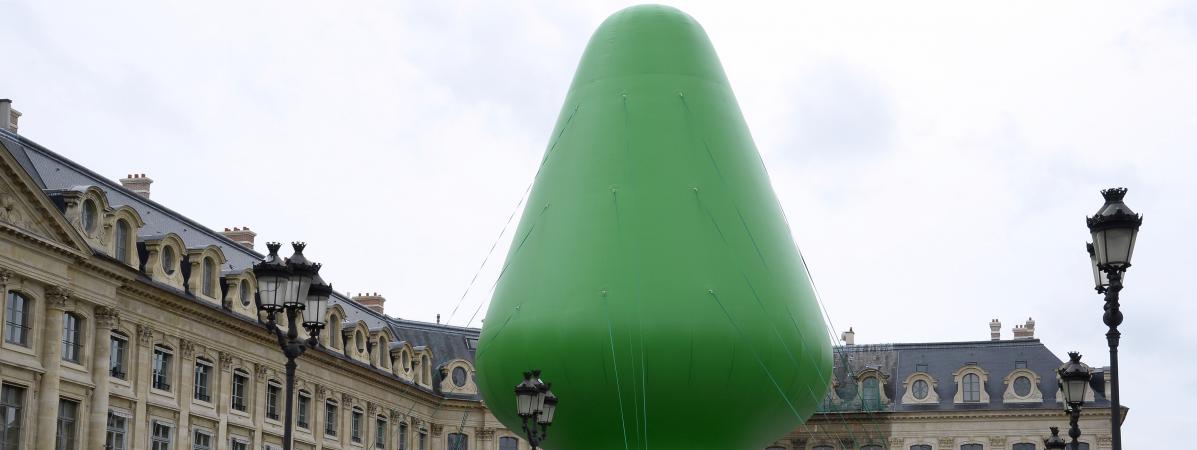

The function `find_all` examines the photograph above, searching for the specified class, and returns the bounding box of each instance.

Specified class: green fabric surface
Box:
[475,5,831,449]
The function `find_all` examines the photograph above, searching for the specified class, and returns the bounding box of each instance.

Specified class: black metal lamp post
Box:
[1058,352,1092,450]
[1085,187,1141,450]
[514,370,557,449]
[254,242,332,450]
[1044,426,1067,450]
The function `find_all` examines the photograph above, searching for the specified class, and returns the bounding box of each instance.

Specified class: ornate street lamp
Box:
[1044,427,1067,450]
[514,370,557,449]
[1084,187,1141,450]
[1058,352,1092,450]
[254,242,332,450]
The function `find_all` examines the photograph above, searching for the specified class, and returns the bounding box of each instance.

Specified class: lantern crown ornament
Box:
[1043,427,1067,450]
[1086,187,1142,271]
[253,242,292,312]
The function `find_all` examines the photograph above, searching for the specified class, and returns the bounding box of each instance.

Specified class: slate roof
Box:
[823,338,1110,413]
[1,128,481,400]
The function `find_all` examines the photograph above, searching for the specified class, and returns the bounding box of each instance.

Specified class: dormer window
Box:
[239,282,250,307]
[912,379,929,400]
[201,258,216,297]
[356,331,366,354]
[162,246,177,274]
[952,365,990,404]
[81,199,98,234]
[115,220,130,262]
[963,373,981,402]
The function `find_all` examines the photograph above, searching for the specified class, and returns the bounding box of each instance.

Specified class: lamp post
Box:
[1044,427,1067,450]
[1084,187,1141,450]
[254,242,332,450]
[514,370,558,449]
[1058,352,1092,450]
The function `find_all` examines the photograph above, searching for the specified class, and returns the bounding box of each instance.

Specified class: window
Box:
[266,382,281,420]
[375,417,387,448]
[230,370,248,411]
[1,384,27,450]
[297,392,310,429]
[351,409,363,443]
[963,373,981,402]
[447,432,467,450]
[498,437,518,450]
[110,334,129,379]
[1013,376,1032,397]
[61,313,83,363]
[1016,360,1028,369]
[961,445,983,450]
[81,199,97,234]
[201,258,215,297]
[356,331,366,353]
[152,347,173,391]
[193,359,213,402]
[4,292,31,346]
[1067,444,1089,450]
[861,446,883,450]
[115,220,131,263]
[766,447,786,450]
[55,398,78,450]
[239,282,250,307]
[452,367,468,388]
[151,422,172,450]
[862,377,880,410]
[106,411,128,450]
[399,423,409,450]
[915,363,928,372]
[911,446,932,450]
[324,401,338,436]
[418,432,427,450]
[813,446,834,450]
[401,351,410,371]
[1012,444,1036,450]
[162,246,176,275]
[912,379,929,400]
[230,440,248,450]
[191,429,211,450]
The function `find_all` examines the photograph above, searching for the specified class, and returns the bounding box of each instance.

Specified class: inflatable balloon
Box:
[476,5,832,449]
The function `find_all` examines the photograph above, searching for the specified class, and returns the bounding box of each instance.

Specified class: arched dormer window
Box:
[81,198,98,235]
[202,258,216,297]
[162,245,177,274]
[114,220,130,262]
[854,368,889,411]
[422,355,431,385]
[900,371,940,404]
[440,359,478,395]
[952,364,990,404]
[355,330,366,353]
[186,246,227,303]
[1002,367,1044,403]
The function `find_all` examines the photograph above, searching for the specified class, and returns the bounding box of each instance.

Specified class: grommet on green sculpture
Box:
[476,5,832,449]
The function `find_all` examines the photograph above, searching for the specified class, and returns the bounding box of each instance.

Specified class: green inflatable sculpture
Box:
[476,5,832,449]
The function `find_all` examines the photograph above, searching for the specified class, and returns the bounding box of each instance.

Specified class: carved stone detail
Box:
[990,436,1007,446]
[367,402,378,416]
[390,409,402,421]
[218,352,233,371]
[315,385,327,399]
[430,424,444,437]
[0,187,33,231]
[0,268,13,286]
[409,417,421,428]
[95,306,120,329]
[137,324,154,345]
[476,428,495,440]
[254,363,269,381]
[939,437,956,448]
[889,437,904,448]
[45,286,71,309]
[341,392,355,405]
[179,339,196,360]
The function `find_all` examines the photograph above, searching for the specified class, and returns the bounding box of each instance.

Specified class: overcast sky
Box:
[3,0,1194,445]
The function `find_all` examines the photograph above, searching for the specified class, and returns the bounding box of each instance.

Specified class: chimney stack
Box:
[841,327,855,346]
[1013,317,1035,339]
[0,99,20,133]
[220,227,257,249]
[990,319,1001,341]
[352,292,386,315]
[119,173,154,199]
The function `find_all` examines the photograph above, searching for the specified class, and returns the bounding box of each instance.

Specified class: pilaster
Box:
[35,286,69,450]
[132,323,154,450]
[217,351,233,450]
[177,338,196,449]
[87,306,119,446]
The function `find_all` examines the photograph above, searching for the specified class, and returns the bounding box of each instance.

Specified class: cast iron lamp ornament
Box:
[1085,187,1141,450]
[514,370,557,449]
[1044,426,1067,450]
[254,242,332,450]
[1058,352,1092,450]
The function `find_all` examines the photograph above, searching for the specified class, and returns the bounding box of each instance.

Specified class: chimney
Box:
[119,173,153,199]
[990,318,1001,341]
[1013,317,1035,339]
[840,327,855,346]
[0,99,20,133]
[352,292,386,315]
[220,227,257,249]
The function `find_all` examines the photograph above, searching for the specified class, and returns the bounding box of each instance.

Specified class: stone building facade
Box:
[0,102,1122,450]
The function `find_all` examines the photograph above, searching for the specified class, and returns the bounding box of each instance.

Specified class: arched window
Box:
[963,373,981,402]
[4,291,32,346]
[202,258,215,297]
[961,444,983,450]
[1012,443,1036,450]
[1067,444,1089,450]
[862,377,881,410]
[81,199,98,234]
[115,220,130,263]
[861,446,884,450]
[911,446,932,450]
[813,446,835,450]
[356,330,366,353]
[452,367,468,388]
[402,351,410,372]
[162,246,177,274]
[498,436,518,450]
[447,432,468,450]
[61,312,83,363]
[239,281,250,307]
[422,355,431,383]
